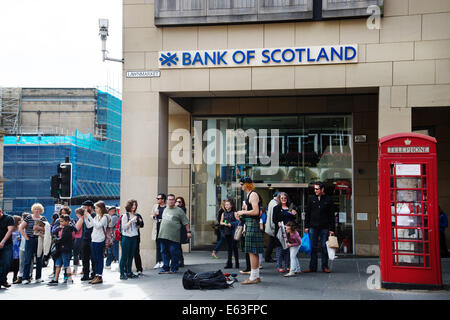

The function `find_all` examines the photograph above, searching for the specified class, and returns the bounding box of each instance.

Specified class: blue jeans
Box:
[120,236,137,276]
[0,243,13,284]
[160,238,180,272]
[106,238,119,267]
[309,228,329,271]
[214,229,225,252]
[91,241,105,276]
[55,251,71,268]
[23,237,43,281]
[276,247,290,269]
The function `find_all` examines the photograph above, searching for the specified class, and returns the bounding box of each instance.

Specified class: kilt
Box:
[243,217,264,254]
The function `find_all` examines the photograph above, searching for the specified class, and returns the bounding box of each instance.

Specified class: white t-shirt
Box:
[84,214,107,243]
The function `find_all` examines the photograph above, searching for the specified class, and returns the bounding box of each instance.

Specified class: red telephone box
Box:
[378,133,442,289]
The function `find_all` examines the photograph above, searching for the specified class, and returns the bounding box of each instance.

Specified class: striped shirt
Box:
[24,215,47,238]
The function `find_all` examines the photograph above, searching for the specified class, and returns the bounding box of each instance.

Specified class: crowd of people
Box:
[210,178,336,284]
[0,177,338,288]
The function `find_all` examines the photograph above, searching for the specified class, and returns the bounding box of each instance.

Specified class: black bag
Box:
[50,243,61,260]
[182,269,229,290]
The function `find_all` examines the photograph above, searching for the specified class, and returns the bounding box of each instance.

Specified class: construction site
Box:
[0,87,121,219]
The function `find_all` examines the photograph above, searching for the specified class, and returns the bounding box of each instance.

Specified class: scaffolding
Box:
[0,87,21,134]
[2,88,122,219]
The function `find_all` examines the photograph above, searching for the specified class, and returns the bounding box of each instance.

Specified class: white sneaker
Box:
[104,265,111,269]
[23,279,31,285]
[154,262,161,269]
[34,278,44,284]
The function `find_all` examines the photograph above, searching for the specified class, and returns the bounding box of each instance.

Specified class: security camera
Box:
[98,18,109,39]
[98,18,123,63]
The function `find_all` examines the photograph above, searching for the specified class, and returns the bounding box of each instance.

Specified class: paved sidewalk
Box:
[1,251,449,300]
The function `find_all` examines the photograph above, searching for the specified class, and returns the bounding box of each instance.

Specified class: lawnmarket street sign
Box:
[159,44,358,69]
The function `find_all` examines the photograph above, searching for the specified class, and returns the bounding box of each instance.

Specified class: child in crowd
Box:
[284,221,302,277]
[11,216,22,283]
[13,212,31,284]
[48,214,76,286]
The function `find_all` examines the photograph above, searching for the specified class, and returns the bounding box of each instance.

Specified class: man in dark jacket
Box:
[304,181,335,273]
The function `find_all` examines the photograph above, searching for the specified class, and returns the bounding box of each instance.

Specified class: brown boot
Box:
[89,276,98,284]
[91,276,103,284]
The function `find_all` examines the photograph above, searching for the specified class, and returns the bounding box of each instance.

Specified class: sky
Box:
[0,0,122,93]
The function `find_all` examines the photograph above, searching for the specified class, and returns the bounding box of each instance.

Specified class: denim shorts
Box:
[55,251,71,268]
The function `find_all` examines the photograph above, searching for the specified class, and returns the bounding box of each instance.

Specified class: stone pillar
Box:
[120,92,168,270]
[168,99,191,253]
[378,86,411,138]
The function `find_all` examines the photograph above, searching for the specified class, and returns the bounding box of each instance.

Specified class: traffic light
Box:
[50,174,61,198]
[59,163,72,199]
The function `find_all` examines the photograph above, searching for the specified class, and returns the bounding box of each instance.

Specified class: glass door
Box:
[390,163,430,268]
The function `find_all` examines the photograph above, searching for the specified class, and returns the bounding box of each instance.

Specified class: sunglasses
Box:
[314,188,320,190]
[156,197,163,200]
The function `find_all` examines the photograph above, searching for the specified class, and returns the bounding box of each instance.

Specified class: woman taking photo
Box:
[236,177,264,285]
[120,199,140,280]
[84,200,108,284]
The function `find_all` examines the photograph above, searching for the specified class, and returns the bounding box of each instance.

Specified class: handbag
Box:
[328,235,339,249]
[276,222,288,249]
[50,243,60,260]
[233,224,245,241]
[299,233,311,255]
[326,241,336,260]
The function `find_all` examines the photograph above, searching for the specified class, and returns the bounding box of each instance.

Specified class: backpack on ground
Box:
[182,269,230,290]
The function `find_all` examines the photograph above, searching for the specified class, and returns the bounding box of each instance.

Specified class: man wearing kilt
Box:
[236,177,264,285]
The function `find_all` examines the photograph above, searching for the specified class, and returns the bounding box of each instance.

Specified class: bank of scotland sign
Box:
[159,44,357,69]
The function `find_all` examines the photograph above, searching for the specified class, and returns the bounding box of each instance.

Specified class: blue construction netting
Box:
[3,89,122,219]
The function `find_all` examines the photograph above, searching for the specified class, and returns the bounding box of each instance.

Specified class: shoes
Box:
[22,279,31,285]
[138,271,143,276]
[295,271,302,274]
[104,265,111,269]
[1,281,11,288]
[224,263,233,269]
[322,268,331,273]
[34,278,44,284]
[259,265,263,269]
[127,273,139,279]
[120,274,128,280]
[283,273,295,277]
[91,276,103,284]
[13,277,22,284]
[211,251,218,259]
[302,269,316,273]
[239,270,250,275]
[179,262,185,267]
[154,262,162,269]
[47,280,58,286]
[241,278,261,285]
[80,276,90,281]
[64,278,74,284]
[277,268,285,273]
[265,258,276,263]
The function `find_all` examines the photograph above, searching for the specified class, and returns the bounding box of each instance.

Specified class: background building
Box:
[122,0,450,268]
[0,87,122,219]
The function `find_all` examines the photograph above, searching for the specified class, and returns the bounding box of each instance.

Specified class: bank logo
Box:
[159,52,178,66]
